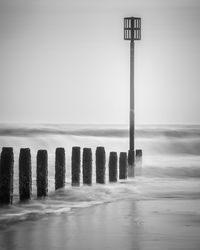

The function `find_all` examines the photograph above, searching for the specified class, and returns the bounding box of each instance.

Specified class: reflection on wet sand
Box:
[1,199,200,250]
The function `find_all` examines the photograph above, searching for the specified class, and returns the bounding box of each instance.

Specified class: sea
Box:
[0,123,200,226]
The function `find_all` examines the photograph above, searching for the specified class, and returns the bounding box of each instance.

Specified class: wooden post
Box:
[82,148,92,185]
[136,149,143,166]
[109,152,118,182]
[136,149,142,158]
[128,150,135,166]
[0,147,14,205]
[119,152,128,179]
[71,147,81,186]
[19,148,32,201]
[128,150,135,177]
[37,150,48,197]
[135,149,143,176]
[55,148,65,190]
[96,147,106,184]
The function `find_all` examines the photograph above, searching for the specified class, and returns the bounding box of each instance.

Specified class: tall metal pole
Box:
[129,40,135,152]
[124,16,141,169]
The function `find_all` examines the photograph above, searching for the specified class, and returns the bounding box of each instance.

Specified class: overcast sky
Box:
[0,0,199,124]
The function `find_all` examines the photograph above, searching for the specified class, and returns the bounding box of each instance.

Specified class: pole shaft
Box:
[130,40,135,151]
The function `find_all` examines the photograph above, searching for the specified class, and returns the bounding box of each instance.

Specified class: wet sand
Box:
[0,198,200,250]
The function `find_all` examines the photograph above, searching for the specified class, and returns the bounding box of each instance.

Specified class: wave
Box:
[0,178,200,226]
[0,124,200,139]
[0,126,128,138]
[0,124,200,156]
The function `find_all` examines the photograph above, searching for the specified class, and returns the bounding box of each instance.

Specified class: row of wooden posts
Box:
[0,147,142,205]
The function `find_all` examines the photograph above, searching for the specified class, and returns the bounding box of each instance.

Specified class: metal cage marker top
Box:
[124,17,141,41]
[124,17,141,159]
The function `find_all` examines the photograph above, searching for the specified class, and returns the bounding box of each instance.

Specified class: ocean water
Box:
[0,123,200,226]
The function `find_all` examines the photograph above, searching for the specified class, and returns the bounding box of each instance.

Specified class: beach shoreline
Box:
[0,197,200,250]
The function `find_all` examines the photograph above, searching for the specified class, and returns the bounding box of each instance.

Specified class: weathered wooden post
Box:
[109,152,118,182]
[119,152,128,179]
[82,148,92,185]
[124,17,141,171]
[135,149,143,176]
[37,150,48,197]
[19,148,32,201]
[128,150,135,177]
[96,147,106,184]
[136,149,143,166]
[0,147,14,205]
[128,150,135,166]
[71,147,81,186]
[55,148,65,190]
[136,149,142,159]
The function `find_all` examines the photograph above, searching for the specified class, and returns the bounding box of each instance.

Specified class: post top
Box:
[124,17,141,41]
[124,16,141,20]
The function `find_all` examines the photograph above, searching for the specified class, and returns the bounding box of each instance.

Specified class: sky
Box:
[0,0,199,124]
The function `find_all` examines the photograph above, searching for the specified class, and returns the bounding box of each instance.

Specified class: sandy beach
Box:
[0,198,200,250]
